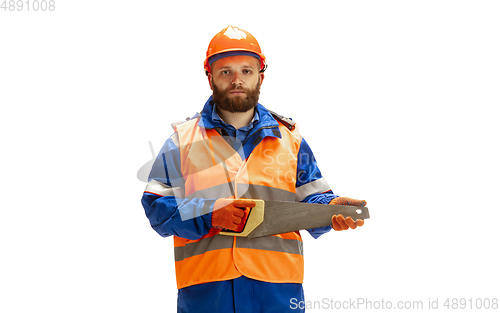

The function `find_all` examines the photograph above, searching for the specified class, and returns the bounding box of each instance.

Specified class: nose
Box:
[231,72,243,86]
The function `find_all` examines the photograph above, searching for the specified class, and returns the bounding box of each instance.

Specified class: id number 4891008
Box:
[1,0,55,11]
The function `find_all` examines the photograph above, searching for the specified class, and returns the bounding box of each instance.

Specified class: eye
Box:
[221,70,230,75]
[243,69,252,74]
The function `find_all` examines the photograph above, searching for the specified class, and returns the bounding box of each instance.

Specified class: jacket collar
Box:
[197,96,283,157]
[198,96,280,132]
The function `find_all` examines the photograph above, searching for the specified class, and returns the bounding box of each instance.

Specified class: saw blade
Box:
[248,201,369,238]
[219,200,369,238]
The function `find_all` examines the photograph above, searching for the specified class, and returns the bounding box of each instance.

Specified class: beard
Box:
[212,78,261,113]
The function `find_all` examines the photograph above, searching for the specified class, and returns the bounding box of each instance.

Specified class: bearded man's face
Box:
[209,55,263,113]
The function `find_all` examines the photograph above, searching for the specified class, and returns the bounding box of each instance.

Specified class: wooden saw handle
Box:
[219,200,265,237]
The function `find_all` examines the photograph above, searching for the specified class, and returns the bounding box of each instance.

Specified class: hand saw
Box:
[219,200,370,238]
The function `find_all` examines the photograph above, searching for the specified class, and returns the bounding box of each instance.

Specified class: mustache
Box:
[227,85,246,91]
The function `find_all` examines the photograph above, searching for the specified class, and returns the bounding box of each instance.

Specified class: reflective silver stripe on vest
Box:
[174,235,234,262]
[186,183,295,201]
[235,236,303,256]
[238,184,295,201]
[295,177,331,202]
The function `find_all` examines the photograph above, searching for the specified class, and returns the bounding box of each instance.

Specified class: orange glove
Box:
[329,197,366,231]
[212,198,256,231]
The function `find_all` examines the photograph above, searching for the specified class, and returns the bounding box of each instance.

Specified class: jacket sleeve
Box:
[296,138,340,239]
[141,133,215,240]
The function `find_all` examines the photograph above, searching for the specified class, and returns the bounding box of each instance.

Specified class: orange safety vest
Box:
[173,117,304,289]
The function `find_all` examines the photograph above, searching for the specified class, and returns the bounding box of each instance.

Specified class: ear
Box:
[207,73,213,90]
[259,72,265,86]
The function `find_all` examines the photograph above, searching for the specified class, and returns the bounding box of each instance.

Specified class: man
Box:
[141,25,366,313]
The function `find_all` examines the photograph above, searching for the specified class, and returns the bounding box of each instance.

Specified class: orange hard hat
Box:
[204,25,267,75]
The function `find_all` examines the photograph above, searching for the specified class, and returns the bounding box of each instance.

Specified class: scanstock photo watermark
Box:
[137,139,316,185]
[137,138,323,221]
[289,297,499,310]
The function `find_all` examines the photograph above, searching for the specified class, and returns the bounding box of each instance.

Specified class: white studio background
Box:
[1,1,499,312]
